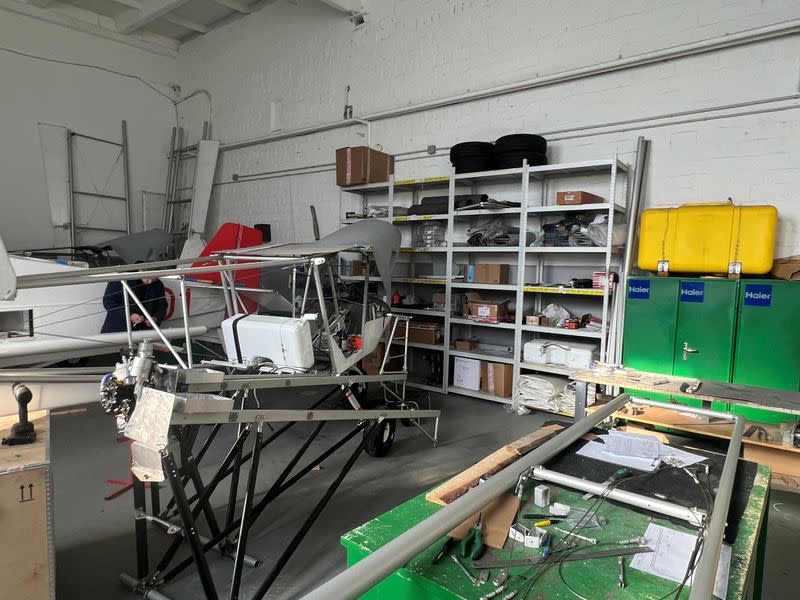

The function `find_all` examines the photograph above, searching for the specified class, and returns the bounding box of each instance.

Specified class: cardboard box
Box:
[481,361,514,398]
[453,357,481,390]
[467,298,510,323]
[432,292,465,311]
[454,338,478,350]
[556,190,605,205]
[408,323,441,345]
[361,342,401,375]
[525,314,543,326]
[336,146,395,186]
[474,264,510,285]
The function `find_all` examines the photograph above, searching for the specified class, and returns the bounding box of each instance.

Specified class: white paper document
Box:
[630,523,731,600]
[576,431,707,472]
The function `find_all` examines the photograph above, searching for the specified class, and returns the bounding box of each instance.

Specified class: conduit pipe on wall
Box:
[213,18,800,155]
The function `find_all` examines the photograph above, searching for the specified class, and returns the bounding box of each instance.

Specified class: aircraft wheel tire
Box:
[364,419,396,458]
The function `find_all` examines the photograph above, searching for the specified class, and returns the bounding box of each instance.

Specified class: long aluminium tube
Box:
[689,414,745,600]
[530,467,704,525]
[179,277,192,367]
[631,397,737,422]
[300,392,632,600]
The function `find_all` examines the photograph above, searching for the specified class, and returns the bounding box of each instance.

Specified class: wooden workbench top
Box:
[0,410,50,473]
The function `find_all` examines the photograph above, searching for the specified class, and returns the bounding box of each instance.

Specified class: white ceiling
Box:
[2,0,362,55]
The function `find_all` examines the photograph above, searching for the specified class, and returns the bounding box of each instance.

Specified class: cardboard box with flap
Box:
[336,146,395,186]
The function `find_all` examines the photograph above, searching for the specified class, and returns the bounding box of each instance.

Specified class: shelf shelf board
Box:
[451,282,517,291]
[452,247,520,253]
[522,285,606,296]
[519,361,574,376]
[453,207,521,217]
[391,340,445,352]
[524,247,610,254]
[527,202,625,215]
[450,347,515,364]
[447,385,512,405]
[393,215,449,223]
[390,307,446,317]
[454,167,525,184]
[529,158,627,177]
[408,381,445,393]
[339,275,379,282]
[450,317,516,330]
[399,246,448,253]
[341,176,450,196]
[521,324,604,339]
[393,277,449,285]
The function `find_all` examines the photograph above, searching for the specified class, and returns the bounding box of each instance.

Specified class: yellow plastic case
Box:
[638,203,777,275]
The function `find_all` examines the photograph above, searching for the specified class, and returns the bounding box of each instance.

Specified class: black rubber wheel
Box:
[495,134,547,154]
[364,418,396,457]
[341,366,372,408]
[450,141,494,160]
[452,156,495,174]
[493,151,548,169]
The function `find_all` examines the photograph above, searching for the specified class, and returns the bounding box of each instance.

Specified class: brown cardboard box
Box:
[481,362,514,398]
[454,338,478,350]
[361,342,401,374]
[336,146,395,186]
[467,298,510,323]
[556,191,605,205]
[525,314,543,326]
[474,264,510,285]
[408,323,442,345]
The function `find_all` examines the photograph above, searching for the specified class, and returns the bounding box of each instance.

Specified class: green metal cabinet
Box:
[732,280,800,423]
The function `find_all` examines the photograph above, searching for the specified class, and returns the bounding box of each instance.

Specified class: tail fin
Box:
[190,222,264,288]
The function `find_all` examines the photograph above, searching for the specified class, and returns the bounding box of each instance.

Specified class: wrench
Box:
[618,556,627,588]
[451,555,479,586]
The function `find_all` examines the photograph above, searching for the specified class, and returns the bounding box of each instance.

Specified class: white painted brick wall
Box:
[176,0,800,256]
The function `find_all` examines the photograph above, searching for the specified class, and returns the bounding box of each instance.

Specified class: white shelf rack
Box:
[338,156,631,409]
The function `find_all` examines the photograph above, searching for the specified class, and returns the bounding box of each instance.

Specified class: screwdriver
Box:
[583,467,633,500]
[533,519,563,527]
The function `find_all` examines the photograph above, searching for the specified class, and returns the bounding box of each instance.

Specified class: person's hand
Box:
[144,320,152,328]
[130,314,144,325]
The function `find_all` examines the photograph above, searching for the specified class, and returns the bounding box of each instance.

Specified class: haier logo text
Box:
[679,281,704,303]
[744,284,772,307]
[628,280,650,300]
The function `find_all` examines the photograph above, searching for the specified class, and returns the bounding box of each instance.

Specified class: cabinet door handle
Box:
[682,342,699,361]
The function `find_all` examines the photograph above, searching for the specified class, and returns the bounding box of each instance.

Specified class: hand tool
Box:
[451,555,480,586]
[553,526,597,544]
[459,514,485,560]
[533,519,562,527]
[432,537,456,565]
[583,467,633,500]
[617,556,627,588]
[521,513,562,520]
[540,533,552,558]
[473,546,653,569]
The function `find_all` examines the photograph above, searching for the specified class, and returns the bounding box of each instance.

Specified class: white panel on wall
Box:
[37,124,70,228]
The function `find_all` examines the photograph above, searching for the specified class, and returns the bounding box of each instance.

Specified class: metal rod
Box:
[253,426,369,599]
[291,267,297,319]
[123,285,133,348]
[121,281,187,368]
[66,129,76,247]
[71,190,127,201]
[162,128,177,230]
[179,277,192,367]
[133,477,149,579]
[170,407,439,426]
[71,131,123,146]
[122,120,133,235]
[631,397,737,422]
[614,137,649,363]
[73,225,128,233]
[119,573,173,600]
[531,467,704,525]
[162,451,218,600]
[300,393,632,600]
[229,424,264,600]
[169,128,184,235]
[688,415,745,600]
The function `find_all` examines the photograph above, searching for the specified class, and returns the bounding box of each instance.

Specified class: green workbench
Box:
[342,464,770,600]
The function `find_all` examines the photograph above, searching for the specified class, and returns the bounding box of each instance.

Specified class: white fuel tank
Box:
[523,339,598,369]
[221,314,314,371]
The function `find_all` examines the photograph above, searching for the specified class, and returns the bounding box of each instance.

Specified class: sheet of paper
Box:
[630,523,731,599]
[602,431,660,459]
[576,440,661,471]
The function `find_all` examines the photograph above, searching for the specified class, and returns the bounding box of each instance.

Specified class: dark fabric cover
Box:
[101,279,167,333]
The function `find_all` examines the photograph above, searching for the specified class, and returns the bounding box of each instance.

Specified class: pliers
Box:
[459,514,485,560]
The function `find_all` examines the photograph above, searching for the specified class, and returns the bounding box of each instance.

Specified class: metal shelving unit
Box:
[338,156,631,411]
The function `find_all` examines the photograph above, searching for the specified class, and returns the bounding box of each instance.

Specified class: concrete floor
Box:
[51,392,798,599]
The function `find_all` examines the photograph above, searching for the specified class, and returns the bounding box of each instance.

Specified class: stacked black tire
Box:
[449,134,547,174]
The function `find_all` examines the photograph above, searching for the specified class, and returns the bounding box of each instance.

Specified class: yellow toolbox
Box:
[638,203,777,275]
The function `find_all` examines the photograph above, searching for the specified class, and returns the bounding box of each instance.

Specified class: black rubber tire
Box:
[450,141,494,160]
[493,151,548,169]
[495,134,547,154]
[364,418,396,457]
[452,156,495,174]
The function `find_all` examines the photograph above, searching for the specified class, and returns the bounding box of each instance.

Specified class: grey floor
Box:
[51,392,798,599]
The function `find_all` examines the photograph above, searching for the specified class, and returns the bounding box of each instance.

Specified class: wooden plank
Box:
[0,410,49,472]
[425,424,564,506]
[571,367,800,416]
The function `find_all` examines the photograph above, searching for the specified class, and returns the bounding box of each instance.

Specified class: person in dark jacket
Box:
[101,276,168,333]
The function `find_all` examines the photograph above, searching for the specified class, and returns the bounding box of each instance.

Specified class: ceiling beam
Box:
[0,0,178,56]
[115,0,190,34]
[318,0,361,14]
[163,14,208,33]
[215,0,252,14]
